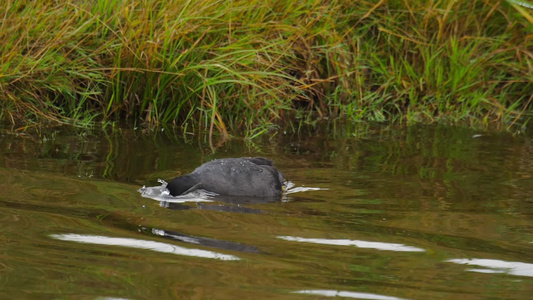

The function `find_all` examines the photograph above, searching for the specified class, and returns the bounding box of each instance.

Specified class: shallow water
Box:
[0,124,532,299]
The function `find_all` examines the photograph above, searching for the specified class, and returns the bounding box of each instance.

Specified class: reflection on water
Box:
[1,124,532,299]
[277,236,426,252]
[447,258,533,277]
[150,228,261,254]
[50,233,240,261]
[293,290,407,300]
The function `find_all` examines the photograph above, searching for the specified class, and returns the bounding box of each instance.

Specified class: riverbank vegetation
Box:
[1,0,532,137]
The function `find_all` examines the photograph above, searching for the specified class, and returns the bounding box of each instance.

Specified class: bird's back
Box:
[191,157,284,197]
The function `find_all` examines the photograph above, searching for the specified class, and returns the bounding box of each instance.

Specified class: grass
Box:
[1,0,532,137]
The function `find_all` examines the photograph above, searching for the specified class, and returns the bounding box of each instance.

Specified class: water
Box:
[0,124,532,299]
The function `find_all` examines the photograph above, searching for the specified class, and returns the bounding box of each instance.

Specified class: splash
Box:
[284,181,327,194]
[138,179,214,203]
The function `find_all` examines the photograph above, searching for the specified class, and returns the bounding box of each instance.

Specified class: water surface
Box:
[1,124,532,299]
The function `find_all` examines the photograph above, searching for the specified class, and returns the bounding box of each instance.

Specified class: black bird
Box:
[167,157,286,197]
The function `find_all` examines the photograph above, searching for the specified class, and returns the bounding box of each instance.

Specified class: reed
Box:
[1,0,531,136]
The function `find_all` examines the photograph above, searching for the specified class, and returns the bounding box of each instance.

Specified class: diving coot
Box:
[167,157,286,197]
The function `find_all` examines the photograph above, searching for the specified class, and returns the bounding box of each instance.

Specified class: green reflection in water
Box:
[0,124,532,299]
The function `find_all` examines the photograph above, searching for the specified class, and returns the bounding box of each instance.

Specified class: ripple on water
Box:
[50,233,240,261]
[447,258,533,277]
[277,236,426,252]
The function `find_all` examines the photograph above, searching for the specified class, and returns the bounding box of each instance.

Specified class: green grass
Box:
[1,0,532,137]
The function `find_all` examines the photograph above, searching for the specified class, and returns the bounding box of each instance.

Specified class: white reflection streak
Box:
[50,234,239,261]
[294,289,407,300]
[278,236,425,252]
[447,258,533,277]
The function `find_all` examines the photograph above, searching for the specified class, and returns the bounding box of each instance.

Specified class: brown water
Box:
[0,124,532,299]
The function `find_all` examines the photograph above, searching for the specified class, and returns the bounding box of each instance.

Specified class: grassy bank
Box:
[1,0,532,136]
